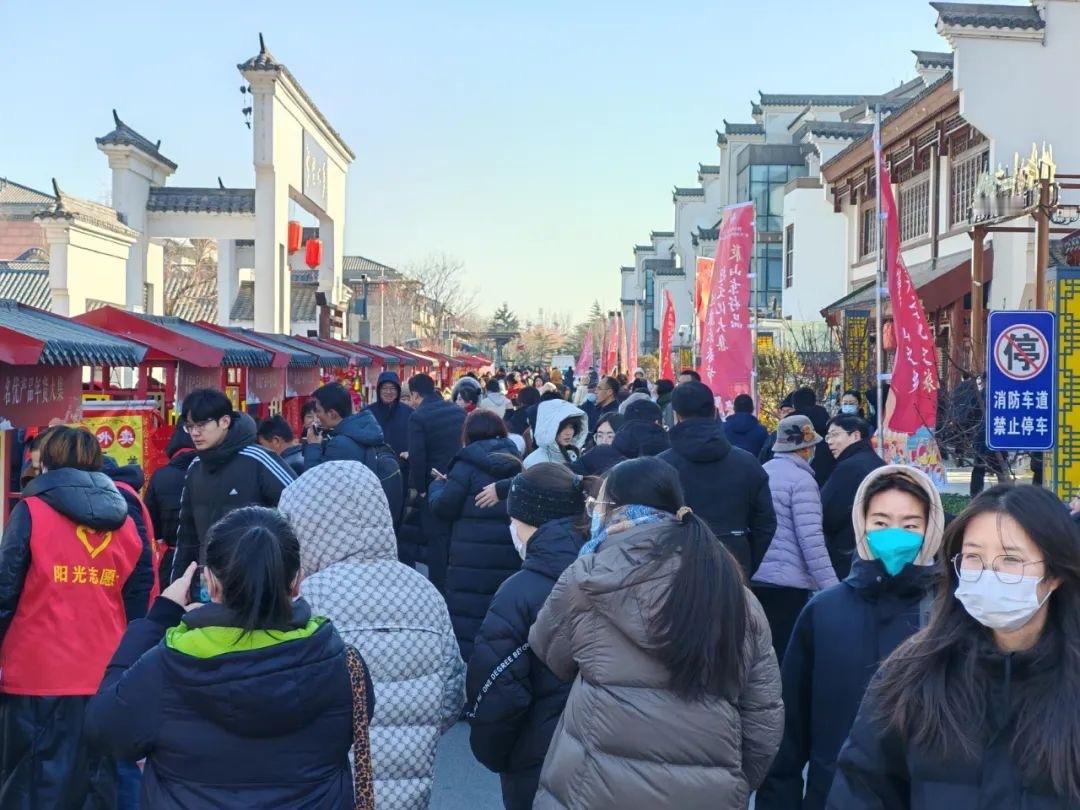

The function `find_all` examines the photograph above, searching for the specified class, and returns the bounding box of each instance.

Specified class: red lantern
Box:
[304,238,323,269]
[882,321,896,351]
[287,220,302,254]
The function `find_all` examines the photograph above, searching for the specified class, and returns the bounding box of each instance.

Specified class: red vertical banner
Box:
[701,202,755,407]
[619,314,629,375]
[695,256,715,343]
[877,149,939,432]
[628,312,639,374]
[576,329,594,376]
[604,315,618,375]
[660,289,676,380]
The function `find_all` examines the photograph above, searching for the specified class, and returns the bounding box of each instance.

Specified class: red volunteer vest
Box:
[0,496,142,696]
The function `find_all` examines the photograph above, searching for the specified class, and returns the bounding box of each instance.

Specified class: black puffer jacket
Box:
[658,418,776,575]
[612,420,669,459]
[0,468,151,640]
[86,598,371,809]
[145,437,197,587]
[407,395,466,495]
[366,371,414,456]
[829,621,1074,809]
[820,440,886,579]
[429,438,523,661]
[466,517,583,810]
[101,458,154,618]
[171,414,295,583]
[756,558,935,810]
[572,443,626,476]
[302,409,385,468]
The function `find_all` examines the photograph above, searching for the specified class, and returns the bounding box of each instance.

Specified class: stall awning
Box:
[367,343,419,367]
[292,336,373,367]
[76,307,273,367]
[268,334,349,368]
[236,330,320,367]
[821,247,993,324]
[0,300,147,366]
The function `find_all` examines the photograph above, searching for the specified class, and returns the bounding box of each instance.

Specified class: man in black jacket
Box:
[405,373,466,591]
[145,425,197,587]
[171,389,295,585]
[257,415,305,477]
[820,415,885,579]
[793,387,835,485]
[658,381,776,576]
[366,371,413,458]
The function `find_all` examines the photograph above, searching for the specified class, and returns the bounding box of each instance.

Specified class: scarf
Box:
[578,504,669,557]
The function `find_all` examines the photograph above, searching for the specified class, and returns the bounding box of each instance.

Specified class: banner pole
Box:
[874,104,886,457]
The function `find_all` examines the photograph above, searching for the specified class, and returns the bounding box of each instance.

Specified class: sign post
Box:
[986,311,1056,452]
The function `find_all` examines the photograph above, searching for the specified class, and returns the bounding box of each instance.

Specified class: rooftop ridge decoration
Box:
[95,109,178,171]
[650,231,675,237]
[794,121,875,143]
[912,49,954,67]
[36,179,137,238]
[633,244,655,253]
[0,177,55,205]
[758,91,876,108]
[724,120,766,135]
[146,187,256,214]
[238,33,356,161]
[698,164,721,175]
[673,187,705,199]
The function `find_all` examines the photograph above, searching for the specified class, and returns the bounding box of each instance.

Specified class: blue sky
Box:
[1,1,953,323]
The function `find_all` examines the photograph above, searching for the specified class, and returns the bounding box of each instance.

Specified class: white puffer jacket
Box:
[280,461,466,810]
[523,400,588,469]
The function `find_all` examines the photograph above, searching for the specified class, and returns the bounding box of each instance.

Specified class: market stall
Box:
[292,335,374,408]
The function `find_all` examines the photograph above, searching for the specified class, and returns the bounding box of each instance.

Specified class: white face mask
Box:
[954,574,1051,632]
[510,523,528,560]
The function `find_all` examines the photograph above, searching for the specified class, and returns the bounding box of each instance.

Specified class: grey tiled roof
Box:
[725,121,765,136]
[651,231,675,238]
[228,328,318,367]
[644,258,681,277]
[633,245,654,253]
[343,255,404,283]
[673,187,705,198]
[147,187,255,214]
[620,266,634,273]
[141,312,272,366]
[751,102,763,116]
[0,262,50,310]
[758,92,871,107]
[258,333,349,368]
[0,299,147,366]
[238,35,356,160]
[698,164,721,175]
[0,178,54,206]
[930,2,1044,30]
[164,271,217,322]
[793,121,874,143]
[35,181,137,238]
[913,50,954,67]
[230,280,319,324]
[95,110,178,171]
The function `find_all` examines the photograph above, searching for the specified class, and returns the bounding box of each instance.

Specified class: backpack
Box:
[361,442,405,528]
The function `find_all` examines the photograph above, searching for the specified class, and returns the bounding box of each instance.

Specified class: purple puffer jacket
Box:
[753,453,838,591]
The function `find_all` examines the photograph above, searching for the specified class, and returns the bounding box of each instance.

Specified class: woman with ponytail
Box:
[529,457,783,809]
[87,507,373,809]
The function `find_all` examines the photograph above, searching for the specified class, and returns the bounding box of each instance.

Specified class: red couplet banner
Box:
[877,151,939,432]
[701,202,755,407]
[660,289,676,380]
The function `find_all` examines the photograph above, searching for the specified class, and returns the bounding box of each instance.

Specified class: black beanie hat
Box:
[507,470,586,527]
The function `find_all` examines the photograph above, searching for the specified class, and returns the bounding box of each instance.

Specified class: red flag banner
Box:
[618,313,628,375]
[701,202,755,406]
[878,151,939,432]
[695,256,715,341]
[628,312,639,374]
[576,329,594,376]
[660,289,676,380]
[609,313,617,378]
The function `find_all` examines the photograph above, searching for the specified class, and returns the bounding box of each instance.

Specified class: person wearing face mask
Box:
[465,463,594,810]
[752,416,839,664]
[820,414,886,579]
[839,390,865,419]
[828,483,1080,808]
[756,465,942,810]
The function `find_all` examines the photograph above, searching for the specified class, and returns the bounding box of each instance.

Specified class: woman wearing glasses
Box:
[829,484,1080,808]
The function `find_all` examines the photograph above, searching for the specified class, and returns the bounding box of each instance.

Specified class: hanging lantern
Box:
[304,238,323,269]
[287,220,303,254]
[882,321,896,351]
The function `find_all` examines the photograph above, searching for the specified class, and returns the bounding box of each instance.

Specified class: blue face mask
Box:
[590,509,604,539]
[866,527,924,576]
[841,404,858,415]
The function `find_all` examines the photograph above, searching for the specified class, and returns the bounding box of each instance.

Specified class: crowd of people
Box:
[2,363,1080,809]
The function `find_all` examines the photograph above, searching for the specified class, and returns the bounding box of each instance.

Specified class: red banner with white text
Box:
[701,202,755,407]
[660,289,676,380]
[877,149,939,432]
[628,312,639,375]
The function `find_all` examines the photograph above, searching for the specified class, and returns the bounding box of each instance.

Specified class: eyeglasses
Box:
[585,497,613,517]
[182,418,220,435]
[825,431,850,441]
[952,553,1045,585]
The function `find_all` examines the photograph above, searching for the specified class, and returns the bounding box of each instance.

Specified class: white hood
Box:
[534,399,588,450]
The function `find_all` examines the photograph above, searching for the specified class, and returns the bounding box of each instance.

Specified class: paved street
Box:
[432,723,503,809]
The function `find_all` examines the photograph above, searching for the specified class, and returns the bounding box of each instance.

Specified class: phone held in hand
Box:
[189,565,211,603]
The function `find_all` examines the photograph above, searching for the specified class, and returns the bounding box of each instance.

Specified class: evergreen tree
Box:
[489,302,520,333]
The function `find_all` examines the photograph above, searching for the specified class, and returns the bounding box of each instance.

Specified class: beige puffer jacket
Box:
[528,520,784,809]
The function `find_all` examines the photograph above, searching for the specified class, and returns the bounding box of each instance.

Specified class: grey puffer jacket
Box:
[529,520,784,810]
[279,461,465,810]
[754,453,839,592]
